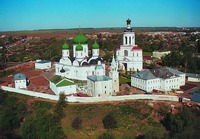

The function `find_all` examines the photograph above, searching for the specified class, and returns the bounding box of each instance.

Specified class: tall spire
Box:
[111,55,116,66]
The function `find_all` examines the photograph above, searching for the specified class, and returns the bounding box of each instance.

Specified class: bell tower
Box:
[123,18,135,46]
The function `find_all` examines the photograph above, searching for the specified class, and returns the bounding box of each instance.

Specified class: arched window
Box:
[125,36,127,44]
[133,52,134,57]
[124,50,128,56]
[137,53,138,57]
[129,36,131,44]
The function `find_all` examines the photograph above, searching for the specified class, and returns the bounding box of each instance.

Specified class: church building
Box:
[116,19,143,71]
[55,32,105,81]
[87,57,119,97]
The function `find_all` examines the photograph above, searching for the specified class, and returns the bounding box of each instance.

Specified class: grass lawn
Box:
[119,76,131,85]
[143,52,152,56]
[61,101,168,139]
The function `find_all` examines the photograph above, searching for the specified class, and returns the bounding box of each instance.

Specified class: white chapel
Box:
[116,19,143,71]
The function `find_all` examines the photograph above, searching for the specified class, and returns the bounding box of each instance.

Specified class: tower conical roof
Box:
[92,41,99,49]
[111,55,116,66]
[61,42,69,50]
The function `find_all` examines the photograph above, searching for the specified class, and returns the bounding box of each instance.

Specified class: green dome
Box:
[61,43,69,50]
[73,33,88,44]
[76,44,83,51]
[92,41,99,49]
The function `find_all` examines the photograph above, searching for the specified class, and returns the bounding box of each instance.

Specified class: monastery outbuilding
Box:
[131,68,185,92]
[14,73,28,89]
[49,75,76,95]
[35,60,51,70]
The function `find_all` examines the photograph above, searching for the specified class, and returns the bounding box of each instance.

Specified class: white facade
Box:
[186,73,200,82]
[109,56,119,94]
[116,19,143,71]
[131,68,185,92]
[87,59,119,97]
[35,60,51,70]
[87,79,113,97]
[49,76,76,95]
[55,33,103,81]
[14,73,27,89]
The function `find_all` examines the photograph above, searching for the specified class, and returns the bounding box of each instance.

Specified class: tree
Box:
[161,50,182,68]
[71,117,82,130]
[54,93,66,120]
[21,112,64,139]
[163,106,194,134]
[102,114,117,129]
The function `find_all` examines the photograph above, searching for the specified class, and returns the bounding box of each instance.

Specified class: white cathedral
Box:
[116,19,143,71]
[55,32,105,81]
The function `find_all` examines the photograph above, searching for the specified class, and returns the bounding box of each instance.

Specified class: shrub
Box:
[102,114,117,129]
[71,117,82,130]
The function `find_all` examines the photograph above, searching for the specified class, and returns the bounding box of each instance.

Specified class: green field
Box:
[1,91,200,139]
[119,76,131,85]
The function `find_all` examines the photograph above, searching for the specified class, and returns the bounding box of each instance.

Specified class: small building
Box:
[186,73,200,82]
[153,51,170,59]
[131,67,185,93]
[14,73,27,89]
[35,60,51,70]
[143,56,152,64]
[49,75,76,95]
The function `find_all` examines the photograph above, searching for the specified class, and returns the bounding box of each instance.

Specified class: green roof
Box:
[61,42,69,50]
[73,32,88,44]
[50,75,62,84]
[56,80,74,87]
[92,41,99,49]
[50,75,74,87]
[76,44,83,51]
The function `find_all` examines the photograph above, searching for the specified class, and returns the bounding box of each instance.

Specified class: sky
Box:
[0,0,200,31]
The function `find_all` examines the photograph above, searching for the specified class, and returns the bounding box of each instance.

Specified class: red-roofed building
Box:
[143,56,152,64]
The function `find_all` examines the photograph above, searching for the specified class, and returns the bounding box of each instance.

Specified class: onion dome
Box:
[73,33,88,44]
[92,41,99,49]
[61,42,69,50]
[76,44,83,51]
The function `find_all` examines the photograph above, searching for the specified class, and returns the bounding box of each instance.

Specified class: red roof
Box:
[77,92,88,97]
[143,56,152,60]
[131,46,142,51]
[115,46,120,50]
